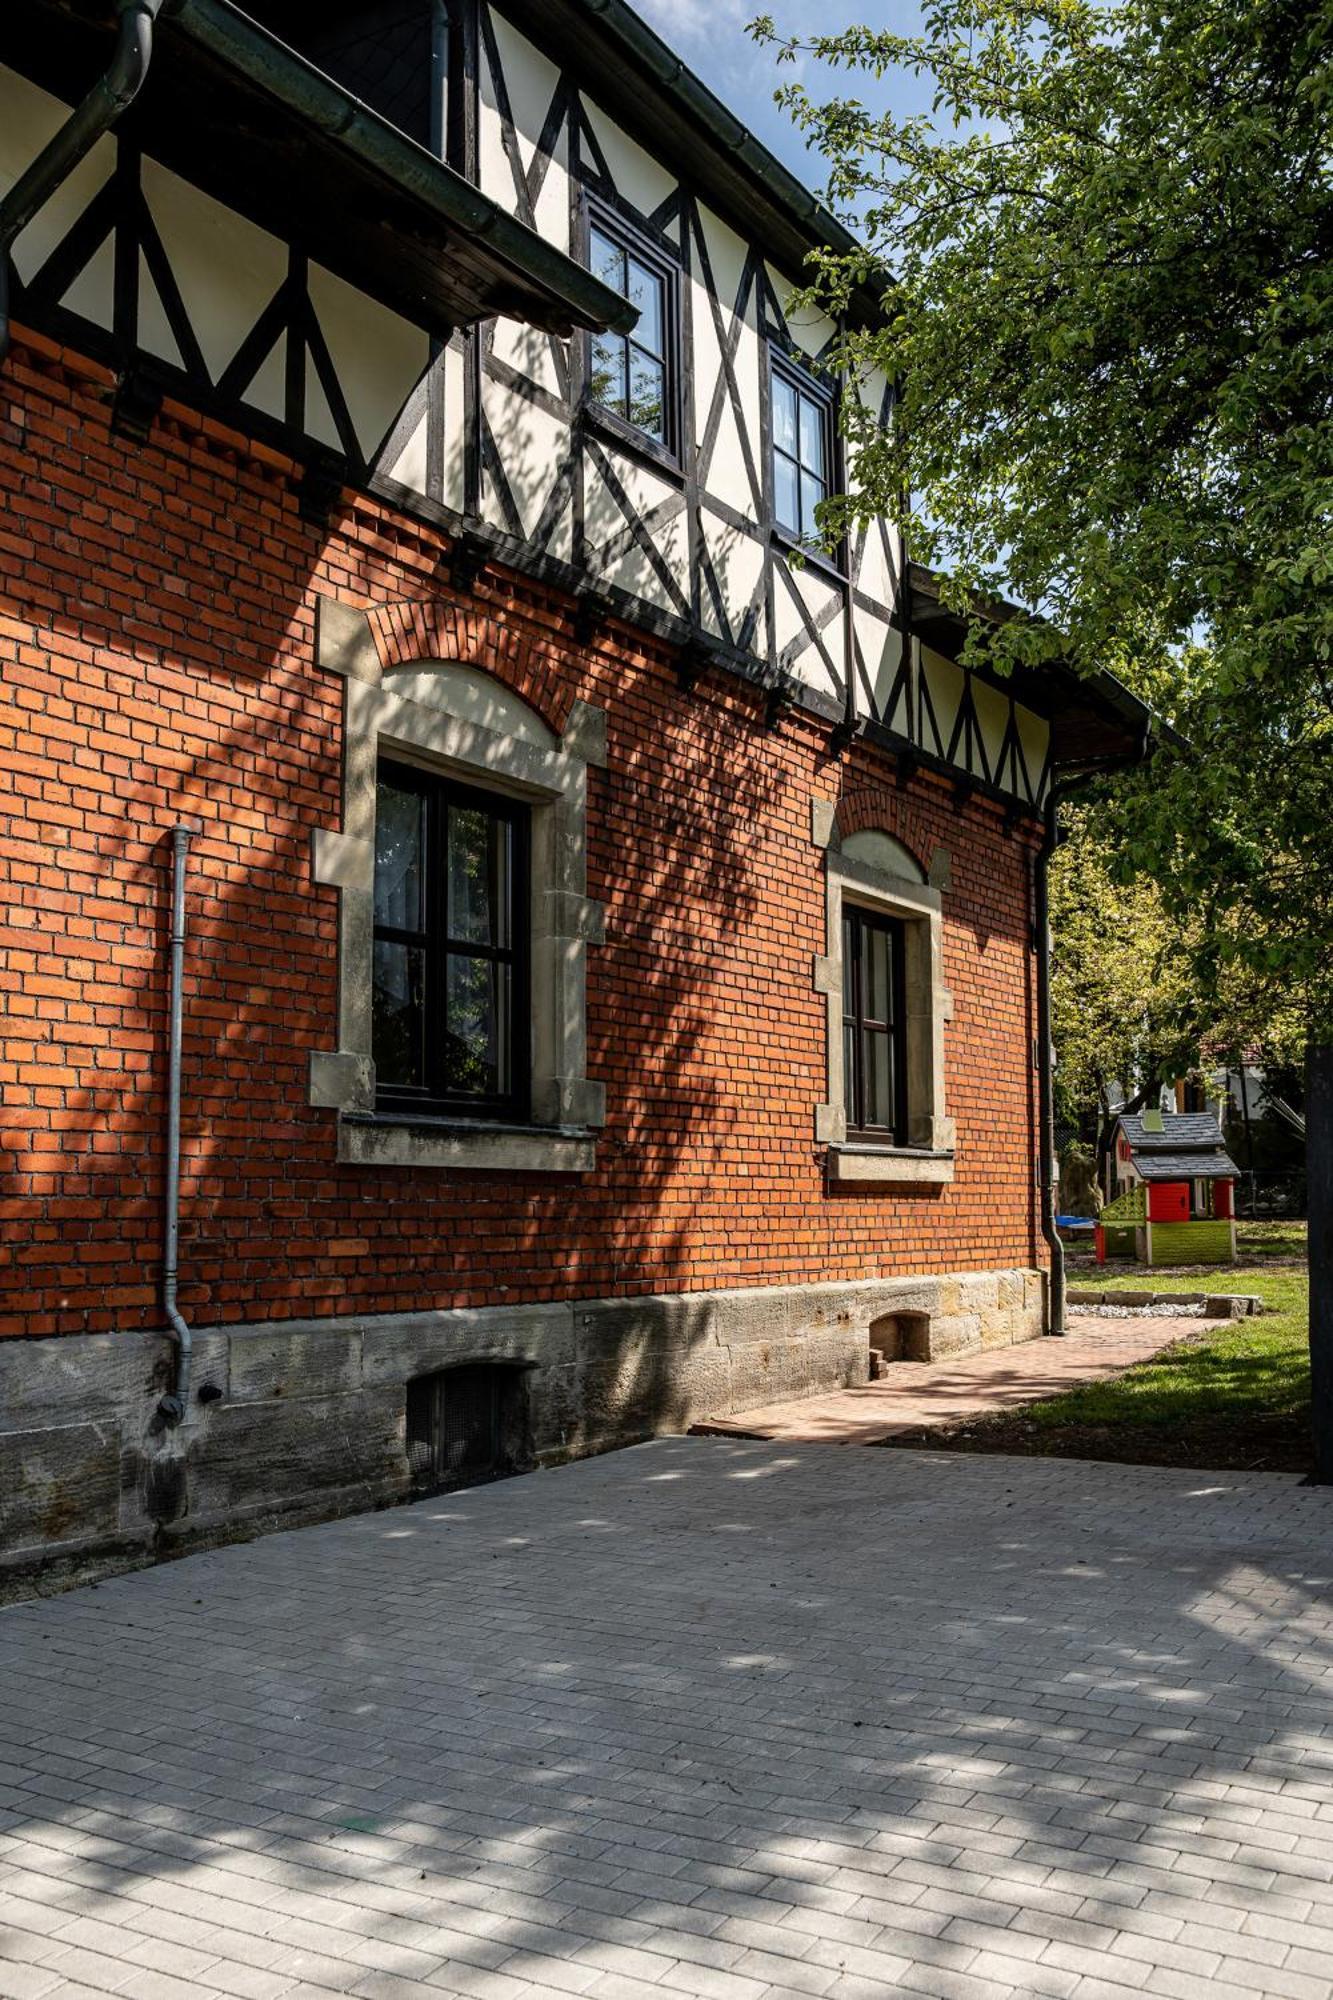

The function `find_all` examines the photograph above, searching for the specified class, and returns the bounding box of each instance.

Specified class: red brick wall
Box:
[0,335,1043,1338]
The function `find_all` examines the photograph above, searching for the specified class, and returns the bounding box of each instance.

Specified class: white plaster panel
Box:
[141,157,287,382]
[859,612,907,727]
[0,69,115,290]
[136,251,183,371]
[308,263,430,463]
[582,98,677,216]
[304,363,342,454]
[584,448,687,613]
[483,374,571,539]
[1016,701,1050,802]
[694,205,762,519]
[767,263,834,361]
[921,645,964,758]
[60,233,115,335]
[489,317,566,398]
[856,514,900,613]
[972,677,1011,784]
[701,512,765,645]
[245,335,288,427]
[442,339,467,513]
[489,13,563,198]
[383,410,430,497]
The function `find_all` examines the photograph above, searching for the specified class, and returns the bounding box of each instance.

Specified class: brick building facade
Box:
[0,0,1150,1571]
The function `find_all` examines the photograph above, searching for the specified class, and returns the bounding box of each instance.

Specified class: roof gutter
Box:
[0,0,166,364]
[164,0,636,335]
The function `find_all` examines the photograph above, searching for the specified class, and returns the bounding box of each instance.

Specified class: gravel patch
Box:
[1069,1298,1207,1318]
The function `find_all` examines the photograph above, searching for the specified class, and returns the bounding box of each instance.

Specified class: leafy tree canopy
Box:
[1050,801,1307,1132]
[753,0,1333,1029]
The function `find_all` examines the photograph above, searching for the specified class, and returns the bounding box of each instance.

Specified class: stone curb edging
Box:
[1067,1288,1266,1319]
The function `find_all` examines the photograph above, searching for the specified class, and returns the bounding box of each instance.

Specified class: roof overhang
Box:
[7,0,637,340]
[494,0,889,329]
[908,563,1163,771]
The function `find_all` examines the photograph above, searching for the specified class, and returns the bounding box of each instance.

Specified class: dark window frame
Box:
[372,757,531,1123]
[841,903,909,1144]
[581,195,683,472]
[767,345,842,570]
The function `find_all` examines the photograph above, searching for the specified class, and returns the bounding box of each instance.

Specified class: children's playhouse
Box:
[1097,1109,1239,1266]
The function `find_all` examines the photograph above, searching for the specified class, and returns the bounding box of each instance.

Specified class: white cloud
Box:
[634,0,747,47]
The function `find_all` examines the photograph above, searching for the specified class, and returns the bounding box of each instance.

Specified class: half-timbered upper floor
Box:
[1,0,1150,807]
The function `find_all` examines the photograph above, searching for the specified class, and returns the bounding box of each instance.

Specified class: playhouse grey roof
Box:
[1134,1150,1238,1182]
[1119,1111,1227,1152]
[1117,1110,1238,1180]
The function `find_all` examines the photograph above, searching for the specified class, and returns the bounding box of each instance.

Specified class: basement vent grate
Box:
[405,1363,530,1493]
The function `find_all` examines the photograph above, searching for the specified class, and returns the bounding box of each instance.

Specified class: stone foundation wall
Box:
[0,1268,1044,1574]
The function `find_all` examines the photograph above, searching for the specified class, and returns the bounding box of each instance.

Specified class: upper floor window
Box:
[771,354,833,545]
[841,905,908,1144]
[586,204,679,460]
[373,759,529,1121]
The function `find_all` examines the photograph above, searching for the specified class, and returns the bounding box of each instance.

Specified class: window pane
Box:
[374,777,425,931]
[448,804,510,945]
[442,954,508,1099]
[372,938,425,1088]
[863,1028,895,1129]
[629,348,665,440]
[627,258,663,356]
[842,914,856,1015]
[843,1022,857,1113]
[590,331,626,415]
[590,225,624,294]
[773,374,797,455]
[799,392,825,475]
[773,452,799,532]
[864,923,893,1026]
[799,469,826,540]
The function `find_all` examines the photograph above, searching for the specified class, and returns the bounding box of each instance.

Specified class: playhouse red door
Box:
[1148,1181,1189,1224]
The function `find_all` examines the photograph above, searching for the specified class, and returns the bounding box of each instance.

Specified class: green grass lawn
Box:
[891,1225,1312,1473]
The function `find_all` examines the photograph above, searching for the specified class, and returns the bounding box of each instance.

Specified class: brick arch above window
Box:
[363,598,577,737]
[830,786,931,873]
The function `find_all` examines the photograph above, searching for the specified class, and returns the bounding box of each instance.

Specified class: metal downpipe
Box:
[0,0,165,364]
[1034,792,1065,1336]
[158,825,192,1424]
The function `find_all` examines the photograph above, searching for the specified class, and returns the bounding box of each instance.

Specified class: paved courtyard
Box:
[2,1442,1333,2000]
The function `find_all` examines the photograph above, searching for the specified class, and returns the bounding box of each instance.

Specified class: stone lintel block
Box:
[814,1103,846,1145]
[544,891,606,943]
[312,828,373,892]
[562,699,608,767]
[315,597,381,683]
[811,799,838,849]
[928,845,952,891]
[308,1050,374,1112]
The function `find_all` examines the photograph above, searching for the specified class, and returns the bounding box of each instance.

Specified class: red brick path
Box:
[693,1311,1197,1443]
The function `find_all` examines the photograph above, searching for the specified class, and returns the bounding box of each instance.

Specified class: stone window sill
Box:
[338,1112,595,1173]
[826,1144,956,1186]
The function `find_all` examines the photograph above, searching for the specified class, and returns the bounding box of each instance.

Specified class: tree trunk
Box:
[1309,1041,1333,1483]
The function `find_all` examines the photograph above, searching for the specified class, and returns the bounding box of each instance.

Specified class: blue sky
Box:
[633,1,929,192]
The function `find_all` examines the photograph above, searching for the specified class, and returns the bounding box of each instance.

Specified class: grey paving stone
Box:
[1,1443,1332,2000]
